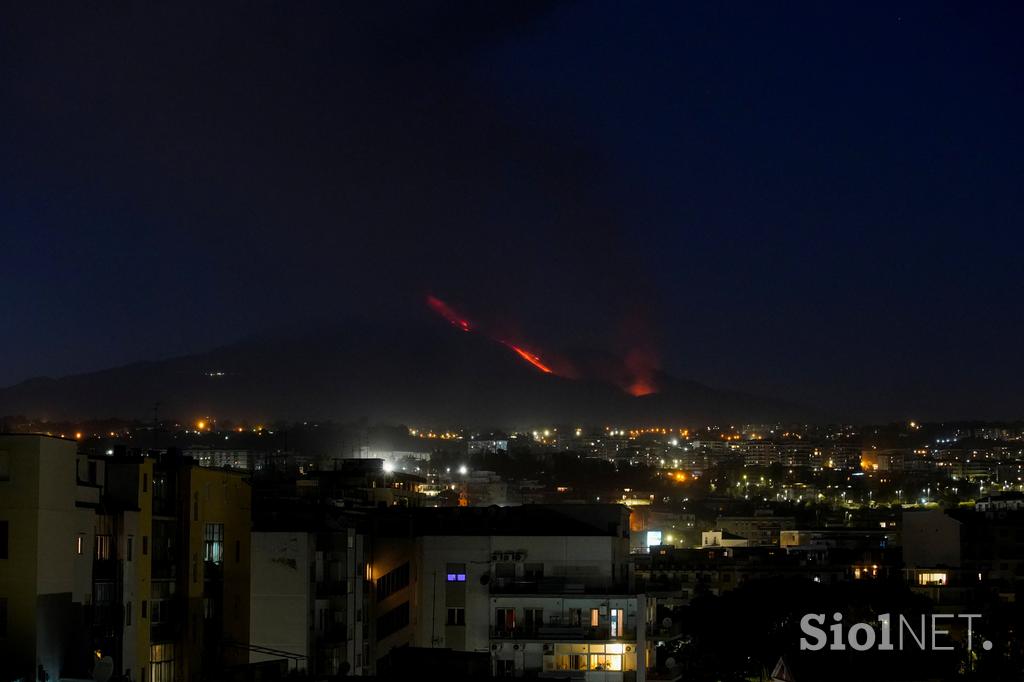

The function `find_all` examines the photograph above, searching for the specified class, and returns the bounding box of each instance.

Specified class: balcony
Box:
[315,623,349,644]
[93,559,118,581]
[490,624,635,641]
[150,621,180,643]
[647,621,683,641]
[490,576,631,595]
[315,580,351,597]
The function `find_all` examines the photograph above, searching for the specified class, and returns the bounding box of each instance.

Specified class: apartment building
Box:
[371,505,652,681]
[249,506,369,676]
[0,435,251,682]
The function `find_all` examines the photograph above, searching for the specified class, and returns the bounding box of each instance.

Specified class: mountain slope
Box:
[0,319,813,426]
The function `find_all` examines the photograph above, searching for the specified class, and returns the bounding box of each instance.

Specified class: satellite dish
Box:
[93,657,114,682]
[661,617,673,628]
[665,657,677,669]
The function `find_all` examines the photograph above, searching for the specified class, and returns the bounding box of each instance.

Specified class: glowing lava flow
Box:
[501,341,553,374]
[426,294,556,375]
[426,295,471,332]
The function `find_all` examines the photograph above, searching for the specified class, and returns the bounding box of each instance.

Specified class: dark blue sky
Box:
[3,2,1022,420]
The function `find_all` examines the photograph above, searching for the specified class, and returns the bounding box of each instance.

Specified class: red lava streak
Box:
[502,341,554,374]
[426,295,471,332]
[426,294,558,376]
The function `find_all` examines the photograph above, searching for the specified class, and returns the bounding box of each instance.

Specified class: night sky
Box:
[3,2,1023,421]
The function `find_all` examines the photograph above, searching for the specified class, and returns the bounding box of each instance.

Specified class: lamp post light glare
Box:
[459,465,468,475]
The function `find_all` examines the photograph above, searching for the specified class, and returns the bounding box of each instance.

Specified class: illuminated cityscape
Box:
[4,418,1024,679]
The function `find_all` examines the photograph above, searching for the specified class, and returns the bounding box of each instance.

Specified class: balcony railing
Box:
[490,577,631,595]
[315,623,348,644]
[647,621,683,640]
[315,580,351,597]
[93,559,118,581]
[490,624,635,641]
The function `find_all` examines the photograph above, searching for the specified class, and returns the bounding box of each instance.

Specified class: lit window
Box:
[610,608,625,637]
[203,523,224,564]
[446,573,466,582]
[918,572,947,586]
[150,643,174,682]
[590,608,600,627]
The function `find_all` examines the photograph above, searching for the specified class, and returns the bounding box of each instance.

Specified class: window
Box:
[88,461,98,484]
[126,537,134,562]
[141,601,148,619]
[610,609,625,638]
[142,536,149,556]
[376,562,410,600]
[568,608,582,626]
[590,608,600,627]
[94,582,116,604]
[151,581,174,624]
[153,522,174,562]
[496,660,515,677]
[524,608,543,634]
[590,653,622,671]
[0,521,7,560]
[77,534,86,555]
[495,607,516,633]
[446,563,467,582]
[918,572,947,586]
[95,535,112,561]
[446,607,465,626]
[152,473,167,511]
[150,643,174,682]
[204,523,224,564]
[524,563,544,579]
[495,562,515,579]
